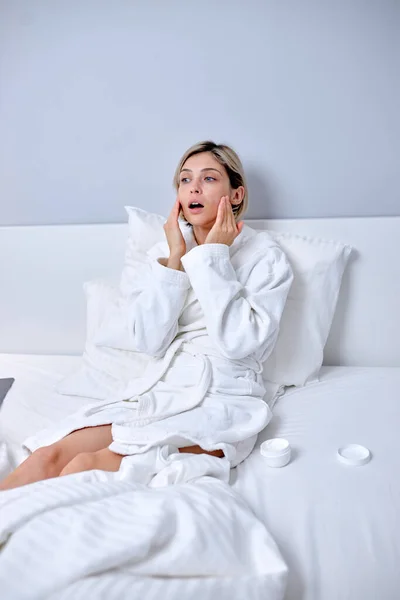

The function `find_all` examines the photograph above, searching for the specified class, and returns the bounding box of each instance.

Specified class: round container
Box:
[337,444,371,466]
[260,438,291,468]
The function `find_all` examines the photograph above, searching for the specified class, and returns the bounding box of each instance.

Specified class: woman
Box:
[0,140,293,491]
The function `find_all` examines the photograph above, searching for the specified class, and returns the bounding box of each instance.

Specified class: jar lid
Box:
[260,438,291,458]
[337,444,371,466]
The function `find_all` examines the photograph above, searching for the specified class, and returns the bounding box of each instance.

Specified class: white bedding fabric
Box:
[0,354,287,600]
[2,356,400,599]
[0,354,83,468]
[233,366,400,600]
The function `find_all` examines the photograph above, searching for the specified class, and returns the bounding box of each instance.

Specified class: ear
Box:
[231,186,245,205]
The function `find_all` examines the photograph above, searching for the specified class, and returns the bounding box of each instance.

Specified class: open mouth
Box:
[188,202,204,212]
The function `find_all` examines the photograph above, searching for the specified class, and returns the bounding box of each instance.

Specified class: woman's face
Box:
[178,151,242,228]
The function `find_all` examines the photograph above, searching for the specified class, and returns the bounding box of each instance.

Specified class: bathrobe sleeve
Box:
[180,243,293,361]
[94,257,190,358]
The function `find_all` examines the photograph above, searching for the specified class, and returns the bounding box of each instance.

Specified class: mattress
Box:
[233,366,400,600]
[1,355,399,599]
[0,353,83,467]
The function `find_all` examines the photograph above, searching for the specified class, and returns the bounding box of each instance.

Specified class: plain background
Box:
[0,0,399,226]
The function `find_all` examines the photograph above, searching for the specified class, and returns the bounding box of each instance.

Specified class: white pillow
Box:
[120,206,166,297]
[56,280,150,401]
[56,208,163,401]
[262,231,352,386]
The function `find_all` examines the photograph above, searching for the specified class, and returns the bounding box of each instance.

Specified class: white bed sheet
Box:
[0,354,83,467]
[1,355,400,599]
[233,366,400,600]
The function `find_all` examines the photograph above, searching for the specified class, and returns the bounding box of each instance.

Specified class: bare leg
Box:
[0,425,112,491]
[59,445,224,478]
[59,447,123,477]
[178,445,224,458]
[0,437,224,491]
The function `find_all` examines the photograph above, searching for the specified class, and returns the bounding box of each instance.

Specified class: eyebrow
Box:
[180,167,222,175]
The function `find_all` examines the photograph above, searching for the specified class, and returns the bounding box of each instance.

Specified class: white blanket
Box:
[0,450,287,599]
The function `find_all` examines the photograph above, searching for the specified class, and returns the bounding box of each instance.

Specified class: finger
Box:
[225,197,234,219]
[173,197,181,218]
[168,199,178,220]
[216,196,225,225]
[237,221,244,234]
[224,196,231,227]
[166,199,180,226]
[224,197,232,226]
[222,196,231,224]
[225,197,236,228]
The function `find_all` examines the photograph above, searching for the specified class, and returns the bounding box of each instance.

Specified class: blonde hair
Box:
[173,140,248,225]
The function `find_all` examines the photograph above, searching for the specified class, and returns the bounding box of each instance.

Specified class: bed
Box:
[1,216,399,599]
[234,366,400,599]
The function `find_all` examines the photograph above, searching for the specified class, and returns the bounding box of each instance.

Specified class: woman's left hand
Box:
[204,196,244,246]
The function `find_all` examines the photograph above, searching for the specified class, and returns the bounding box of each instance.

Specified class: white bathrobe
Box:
[24,222,293,469]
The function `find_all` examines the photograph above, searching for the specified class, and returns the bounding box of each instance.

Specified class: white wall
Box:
[0,0,399,225]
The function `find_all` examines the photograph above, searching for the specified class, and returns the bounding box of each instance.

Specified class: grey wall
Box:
[0,0,399,226]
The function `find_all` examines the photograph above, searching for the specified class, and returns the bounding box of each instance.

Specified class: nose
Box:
[190,180,200,194]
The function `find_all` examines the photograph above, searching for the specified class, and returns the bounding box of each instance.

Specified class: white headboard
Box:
[1,217,399,367]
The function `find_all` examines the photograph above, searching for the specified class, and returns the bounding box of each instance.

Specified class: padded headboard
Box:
[1,216,399,366]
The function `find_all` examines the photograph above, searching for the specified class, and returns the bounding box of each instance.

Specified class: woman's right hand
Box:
[164,197,186,262]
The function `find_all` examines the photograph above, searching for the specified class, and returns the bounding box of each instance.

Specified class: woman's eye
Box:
[180,178,190,183]
[205,176,215,182]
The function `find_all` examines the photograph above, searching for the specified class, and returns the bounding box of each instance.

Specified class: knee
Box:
[31,445,62,476]
[33,445,61,468]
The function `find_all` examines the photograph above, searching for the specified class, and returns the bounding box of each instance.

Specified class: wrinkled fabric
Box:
[0,458,288,600]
